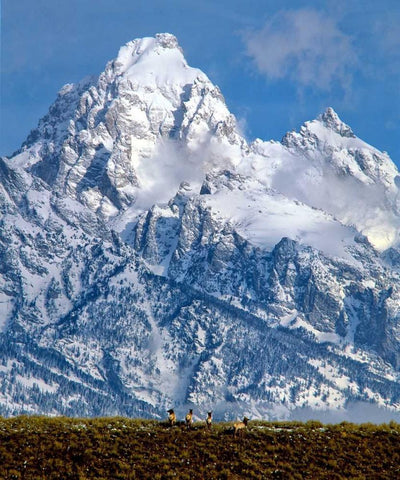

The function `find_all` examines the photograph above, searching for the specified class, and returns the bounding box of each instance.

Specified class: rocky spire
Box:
[318,107,355,138]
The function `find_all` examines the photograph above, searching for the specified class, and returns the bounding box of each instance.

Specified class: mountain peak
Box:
[2,33,400,420]
[154,32,181,49]
[116,33,181,64]
[317,107,355,138]
[282,107,357,150]
[12,33,241,219]
[111,33,196,83]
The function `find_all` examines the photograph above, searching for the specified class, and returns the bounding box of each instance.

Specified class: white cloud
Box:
[132,136,240,212]
[244,9,357,91]
[373,11,400,78]
[261,146,400,251]
[375,12,400,55]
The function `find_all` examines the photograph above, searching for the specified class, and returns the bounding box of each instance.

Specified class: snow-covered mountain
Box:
[1,33,400,419]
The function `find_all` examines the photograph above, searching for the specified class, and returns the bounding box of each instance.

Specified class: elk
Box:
[185,409,193,429]
[206,411,212,430]
[167,409,176,427]
[234,417,249,437]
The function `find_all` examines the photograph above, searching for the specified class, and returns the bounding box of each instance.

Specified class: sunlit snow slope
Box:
[1,34,400,419]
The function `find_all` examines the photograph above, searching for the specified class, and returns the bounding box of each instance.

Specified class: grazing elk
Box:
[206,411,212,430]
[167,409,176,427]
[185,409,193,430]
[234,417,249,437]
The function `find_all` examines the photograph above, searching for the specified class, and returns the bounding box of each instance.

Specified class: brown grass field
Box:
[0,416,399,479]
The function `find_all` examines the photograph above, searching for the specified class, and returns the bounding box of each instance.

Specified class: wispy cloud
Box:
[244,9,357,92]
[375,11,400,53]
[373,11,400,78]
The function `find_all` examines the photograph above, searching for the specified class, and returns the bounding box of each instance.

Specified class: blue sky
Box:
[1,0,399,166]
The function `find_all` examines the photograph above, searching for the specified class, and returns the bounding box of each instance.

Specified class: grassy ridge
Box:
[0,416,399,479]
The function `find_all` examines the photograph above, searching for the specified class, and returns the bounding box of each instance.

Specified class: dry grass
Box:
[0,416,399,479]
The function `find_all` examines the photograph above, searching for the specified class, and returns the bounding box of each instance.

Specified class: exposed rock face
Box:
[1,34,399,419]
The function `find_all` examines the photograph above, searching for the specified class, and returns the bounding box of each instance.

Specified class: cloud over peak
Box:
[244,9,357,92]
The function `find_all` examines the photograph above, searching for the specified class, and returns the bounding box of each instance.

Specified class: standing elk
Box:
[206,411,212,430]
[185,409,193,430]
[167,409,176,427]
[234,417,249,437]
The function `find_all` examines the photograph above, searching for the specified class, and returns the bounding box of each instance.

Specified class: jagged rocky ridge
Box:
[1,33,400,419]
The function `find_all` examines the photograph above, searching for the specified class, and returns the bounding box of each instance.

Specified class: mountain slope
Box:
[242,108,400,251]
[1,34,400,419]
[12,33,245,221]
